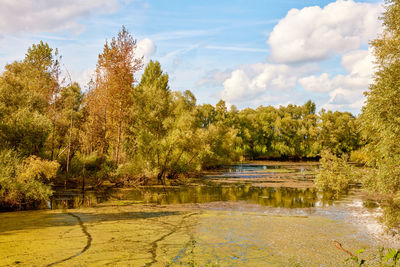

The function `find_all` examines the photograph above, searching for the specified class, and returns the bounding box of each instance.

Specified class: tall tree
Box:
[85,26,142,164]
[125,61,220,184]
[361,0,400,192]
[52,83,84,173]
[125,60,172,183]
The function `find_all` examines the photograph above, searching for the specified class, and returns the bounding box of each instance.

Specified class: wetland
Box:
[1,162,399,266]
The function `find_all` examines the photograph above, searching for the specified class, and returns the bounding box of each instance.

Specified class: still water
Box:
[51,162,321,208]
[1,162,399,266]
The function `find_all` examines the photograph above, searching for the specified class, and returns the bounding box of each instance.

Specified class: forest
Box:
[0,0,399,211]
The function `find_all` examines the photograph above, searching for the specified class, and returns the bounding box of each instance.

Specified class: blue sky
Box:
[0,0,384,114]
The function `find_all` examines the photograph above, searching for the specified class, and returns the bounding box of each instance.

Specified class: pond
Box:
[0,162,399,266]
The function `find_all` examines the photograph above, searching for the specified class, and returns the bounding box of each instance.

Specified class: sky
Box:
[0,0,384,114]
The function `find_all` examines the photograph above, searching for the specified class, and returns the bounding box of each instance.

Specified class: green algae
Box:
[0,204,391,266]
[0,162,396,266]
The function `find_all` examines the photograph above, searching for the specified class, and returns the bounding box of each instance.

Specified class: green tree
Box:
[361,0,400,193]
[318,109,360,156]
[315,150,355,195]
[125,61,203,184]
[51,83,84,174]
[0,42,61,208]
[0,42,60,156]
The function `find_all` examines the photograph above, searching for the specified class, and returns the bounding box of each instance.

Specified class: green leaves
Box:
[384,248,400,265]
[360,0,400,194]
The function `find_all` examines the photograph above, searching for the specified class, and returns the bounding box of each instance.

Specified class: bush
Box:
[315,150,354,195]
[0,149,59,208]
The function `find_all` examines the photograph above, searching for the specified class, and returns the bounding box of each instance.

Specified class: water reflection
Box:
[208,163,318,180]
[52,185,339,209]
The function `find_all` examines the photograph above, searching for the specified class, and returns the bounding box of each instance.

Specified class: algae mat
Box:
[0,203,389,266]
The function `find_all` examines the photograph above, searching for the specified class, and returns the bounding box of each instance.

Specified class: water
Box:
[50,162,321,208]
[1,162,399,266]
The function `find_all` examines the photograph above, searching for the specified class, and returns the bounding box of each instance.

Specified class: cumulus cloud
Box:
[0,0,121,35]
[220,46,376,110]
[299,73,333,93]
[310,48,376,110]
[135,38,156,62]
[268,0,382,63]
[218,0,381,112]
[220,63,315,103]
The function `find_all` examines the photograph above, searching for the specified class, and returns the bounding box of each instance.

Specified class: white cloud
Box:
[299,73,333,93]
[218,1,381,112]
[220,47,376,110]
[324,88,365,110]
[0,0,120,35]
[220,63,315,103]
[268,0,382,63]
[136,38,156,62]
[319,48,376,110]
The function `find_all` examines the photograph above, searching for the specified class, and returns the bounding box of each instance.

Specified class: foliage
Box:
[0,149,59,208]
[350,149,369,164]
[315,150,355,194]
[318,109,361,156]
[84,26,142,165]
[229,100,361,159]
[345,247,400,267]
[125,61,206,184]
[0,41,60,155]
[360,0,400,193]
[0,41,63,208]
[0,26,367,207]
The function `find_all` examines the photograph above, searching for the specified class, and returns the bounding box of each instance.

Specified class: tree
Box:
[0,42,61,208]
[0,42,60,156]
[361,0,400,193]
[84,26,142,164]
[52,83,84,174]
[318,109,360,156]
[125,61,205,184]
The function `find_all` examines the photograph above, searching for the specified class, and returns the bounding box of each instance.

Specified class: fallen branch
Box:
[334,240,355,257]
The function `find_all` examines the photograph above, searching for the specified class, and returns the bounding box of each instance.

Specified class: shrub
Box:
[0,149,59,208]
[315,150,354,195]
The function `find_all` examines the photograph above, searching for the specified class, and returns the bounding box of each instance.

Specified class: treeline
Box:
[230,102,360,159]
[0,27,363,208]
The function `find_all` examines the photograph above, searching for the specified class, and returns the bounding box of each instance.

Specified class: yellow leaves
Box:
[18,156,59,183]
